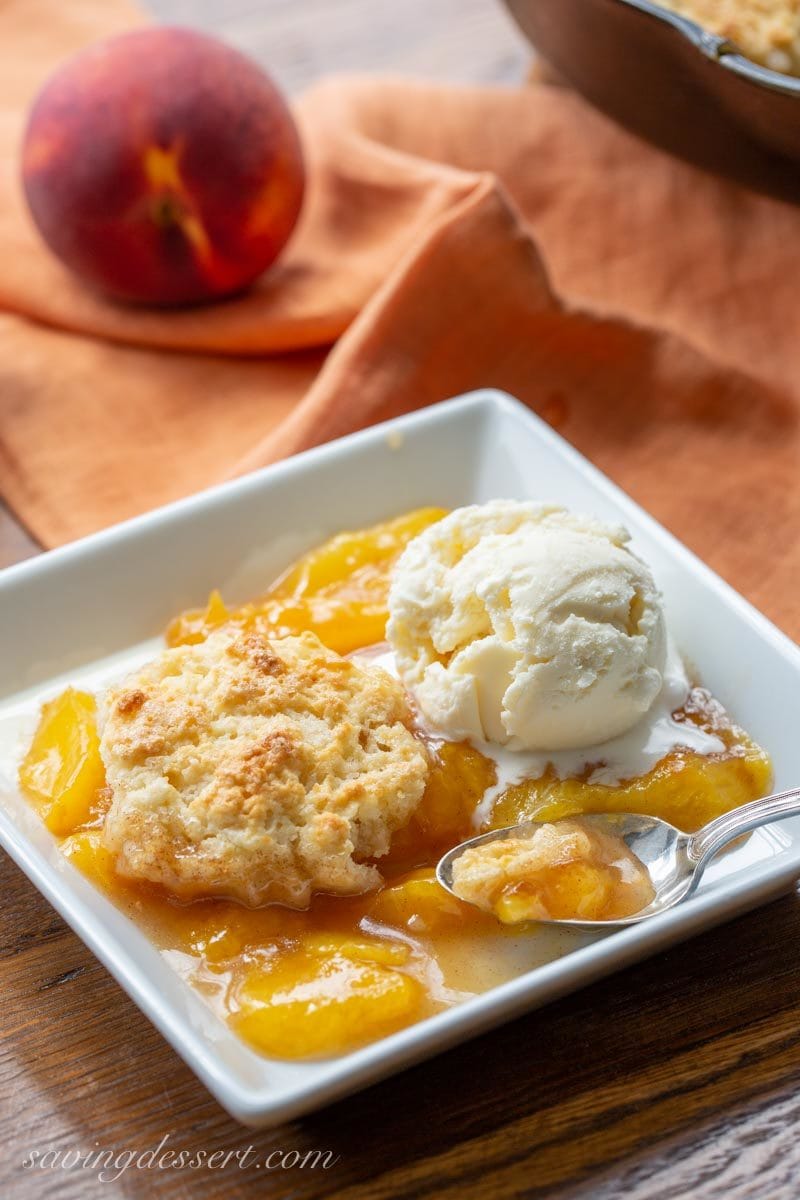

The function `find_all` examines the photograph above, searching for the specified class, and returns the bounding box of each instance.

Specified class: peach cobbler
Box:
[449,819,656,924]
[660,1,800,76]
[17,502,771,1059]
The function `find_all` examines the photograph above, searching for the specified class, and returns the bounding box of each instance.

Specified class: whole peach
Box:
[21,27,305,305]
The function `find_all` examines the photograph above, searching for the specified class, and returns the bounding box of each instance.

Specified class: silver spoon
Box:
[436,786,800,932]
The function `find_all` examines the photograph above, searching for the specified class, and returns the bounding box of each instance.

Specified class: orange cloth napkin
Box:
[1,0,800,640]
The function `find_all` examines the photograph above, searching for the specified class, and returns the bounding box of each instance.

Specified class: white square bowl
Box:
[2,390,799,1127]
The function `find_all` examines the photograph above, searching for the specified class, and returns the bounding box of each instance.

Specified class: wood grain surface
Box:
[3,4,800,1199]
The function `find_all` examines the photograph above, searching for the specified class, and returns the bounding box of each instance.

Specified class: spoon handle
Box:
[688,786,800,868]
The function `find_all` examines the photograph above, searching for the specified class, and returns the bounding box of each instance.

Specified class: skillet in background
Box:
[505,0,800,202]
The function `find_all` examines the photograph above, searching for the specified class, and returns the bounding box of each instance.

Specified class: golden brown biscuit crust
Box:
[100,630,429,906]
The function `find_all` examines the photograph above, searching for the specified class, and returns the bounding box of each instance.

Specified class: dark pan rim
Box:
[619,0,800,96]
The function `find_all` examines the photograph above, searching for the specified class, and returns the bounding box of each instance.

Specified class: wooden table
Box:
[3,4,800,1198]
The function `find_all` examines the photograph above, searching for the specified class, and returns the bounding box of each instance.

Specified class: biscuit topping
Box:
[99,630,429,907]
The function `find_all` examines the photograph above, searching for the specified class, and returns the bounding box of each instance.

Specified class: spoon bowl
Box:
[436,786,800,932]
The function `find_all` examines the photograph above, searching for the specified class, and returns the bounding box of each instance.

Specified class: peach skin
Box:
[21,27,305,306]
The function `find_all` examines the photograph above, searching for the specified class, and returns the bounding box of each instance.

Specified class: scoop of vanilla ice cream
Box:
[386,500,667,751]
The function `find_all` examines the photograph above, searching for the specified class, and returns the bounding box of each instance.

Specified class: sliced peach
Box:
[416,741,497,843]
[151,897,307,963]
[164,589,230,647]
[19,689,107,837]
[493,863,617,924]
[384,741,497,872]
[301,932,411,966]
[491,744,772,834]
[369,868,472,933]
[166,507,447,654]
[62,830,120,892]
[234,948,423,1057]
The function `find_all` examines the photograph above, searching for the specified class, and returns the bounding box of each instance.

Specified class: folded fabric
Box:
[1,0,799,641]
